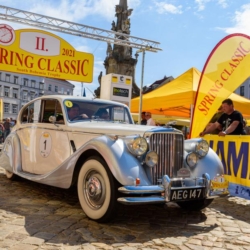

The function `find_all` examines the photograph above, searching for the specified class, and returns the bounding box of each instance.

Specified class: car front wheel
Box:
[77,156,118,222]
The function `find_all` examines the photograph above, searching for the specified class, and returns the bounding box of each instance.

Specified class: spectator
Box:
[0,122,4,143]
[140,112,147,125]
[200,98,245,136]
[10,118,15,127]
[243,119,250,135]
[28,109,34,123]
[205,105,223,134]
[3,118,11,142]
[145,112,156,126]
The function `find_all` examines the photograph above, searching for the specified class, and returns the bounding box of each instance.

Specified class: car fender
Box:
[183,147,224,179]
[0,132,22,174]
[78,135,152,186]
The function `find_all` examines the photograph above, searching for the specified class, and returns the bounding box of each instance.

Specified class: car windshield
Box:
[63,99,133,124]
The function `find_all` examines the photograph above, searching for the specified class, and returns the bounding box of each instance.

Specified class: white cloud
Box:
[223,4,250,35]
[154,2,182,14]
[195,0,210,11]
[19,0,142,22]
[0,0,140,23]
[217,0,228,9]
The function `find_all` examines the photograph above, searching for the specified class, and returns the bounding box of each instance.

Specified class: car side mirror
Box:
[49,115,57,123]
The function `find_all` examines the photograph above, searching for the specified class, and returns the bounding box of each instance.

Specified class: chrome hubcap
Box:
[84,172,105,209]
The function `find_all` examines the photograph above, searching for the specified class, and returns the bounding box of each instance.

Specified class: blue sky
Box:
[1,0,250,97]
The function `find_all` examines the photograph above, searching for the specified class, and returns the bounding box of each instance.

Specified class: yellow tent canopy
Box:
[131,113,190,126]
[131,67,250,120]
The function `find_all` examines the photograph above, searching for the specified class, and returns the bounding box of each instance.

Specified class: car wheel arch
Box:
[71,149,111,187]
[1,133,22,175]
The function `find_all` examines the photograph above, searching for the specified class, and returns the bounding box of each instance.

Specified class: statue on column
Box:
[97,0,140,98]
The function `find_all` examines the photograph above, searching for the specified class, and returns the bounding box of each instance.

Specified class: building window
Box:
[5,74,10,82]
[14,76,18,84]
[55,86,58,92]
[31,80,36,88]
[48,84,52,91]
[30,92,37,100]
[12,104,18,114]
[67,89,70,95]
[61,87,64,94]
[23,78,28,86]
[39,82,44,89]
[4,103,9,113]
[4,87,9,97]
[23,91,28,100]
[13,89,18,99]
[240,86,245,96]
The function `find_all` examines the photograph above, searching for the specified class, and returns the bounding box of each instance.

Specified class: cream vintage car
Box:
[0,95,228,222]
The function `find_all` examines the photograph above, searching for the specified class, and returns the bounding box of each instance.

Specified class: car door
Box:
[18,98,71,175]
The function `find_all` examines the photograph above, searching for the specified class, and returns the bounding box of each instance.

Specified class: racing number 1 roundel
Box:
[39,132,52,158]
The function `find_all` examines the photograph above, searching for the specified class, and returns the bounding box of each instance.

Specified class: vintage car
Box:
[0,95,228,222]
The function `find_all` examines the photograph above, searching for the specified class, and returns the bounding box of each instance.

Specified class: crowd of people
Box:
[1,98,250,145]
[0,118,16,144]
[141,98,250,137]
[140,112,156,126]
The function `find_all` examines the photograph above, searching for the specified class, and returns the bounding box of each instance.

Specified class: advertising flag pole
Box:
[136,48,146,125]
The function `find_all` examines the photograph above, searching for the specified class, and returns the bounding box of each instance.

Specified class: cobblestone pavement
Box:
[1,167,250,250]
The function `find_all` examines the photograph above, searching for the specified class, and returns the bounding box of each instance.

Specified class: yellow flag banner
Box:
[206,134,250,199]
[190,34,250,138]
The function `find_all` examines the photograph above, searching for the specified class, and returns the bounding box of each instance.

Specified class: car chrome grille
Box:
[149,133,184,184]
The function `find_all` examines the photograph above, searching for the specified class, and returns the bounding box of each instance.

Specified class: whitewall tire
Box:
[77,156,118,222]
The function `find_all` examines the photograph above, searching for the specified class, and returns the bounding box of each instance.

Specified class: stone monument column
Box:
[95,0,140,98]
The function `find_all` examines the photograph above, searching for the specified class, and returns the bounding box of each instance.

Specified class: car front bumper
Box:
[117,173,229,205]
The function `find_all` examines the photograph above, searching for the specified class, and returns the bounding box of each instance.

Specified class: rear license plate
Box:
[170,188,204,201]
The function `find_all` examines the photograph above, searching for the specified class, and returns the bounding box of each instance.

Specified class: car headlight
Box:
[195,140,209,157]
[145,151,158,167]
[125,136,148,156]
[186,152,198,168]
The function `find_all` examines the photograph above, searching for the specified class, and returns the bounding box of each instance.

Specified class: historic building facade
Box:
[0,71,74,121]
[234,77,250,99]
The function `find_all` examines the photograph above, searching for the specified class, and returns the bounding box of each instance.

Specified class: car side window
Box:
[21,107,29,123]
[20,100,41,124]
[41,99,64,124]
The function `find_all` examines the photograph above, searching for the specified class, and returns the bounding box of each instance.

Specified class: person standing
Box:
[140,112,147,125]
[200,98,245,136]
[145,112,156,126]
[0,122,4,143]
[3,118,11,142]
[10,118,15,127]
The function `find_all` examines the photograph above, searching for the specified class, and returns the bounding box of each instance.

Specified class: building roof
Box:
[142,76,174,94]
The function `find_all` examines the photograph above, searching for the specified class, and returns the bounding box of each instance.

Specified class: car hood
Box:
[68,121,178,136]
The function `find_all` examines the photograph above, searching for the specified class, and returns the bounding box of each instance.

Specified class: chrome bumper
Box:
[117,173,229,205]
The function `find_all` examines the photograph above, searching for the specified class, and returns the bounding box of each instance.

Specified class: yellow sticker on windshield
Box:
[64,101,73,108]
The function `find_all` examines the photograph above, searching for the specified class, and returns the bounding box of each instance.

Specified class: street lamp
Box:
[136,46,159,124]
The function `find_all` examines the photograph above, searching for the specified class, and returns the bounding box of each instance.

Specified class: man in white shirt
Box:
[145,112,156,126]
